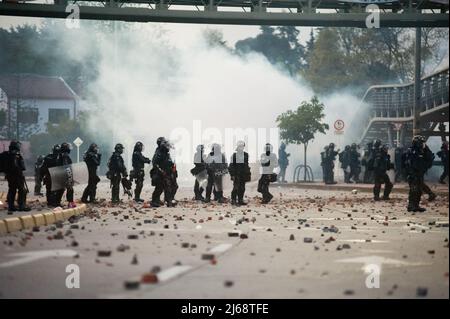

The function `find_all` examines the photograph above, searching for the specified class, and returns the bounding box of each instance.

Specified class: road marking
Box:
[336,255,431,273]
[0,249,78,268]
[209,243,233,254]
[157,265,192,282]
[338,239,389,243]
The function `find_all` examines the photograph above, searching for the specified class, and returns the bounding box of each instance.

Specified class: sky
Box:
[0,15,313,47]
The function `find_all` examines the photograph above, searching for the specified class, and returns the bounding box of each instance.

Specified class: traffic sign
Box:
[334,119,345,131]
[392,123,403,131]
[73,137,83,163]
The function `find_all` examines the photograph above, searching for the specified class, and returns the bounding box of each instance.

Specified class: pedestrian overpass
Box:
[0,0,448,27]
[356,67,449,147]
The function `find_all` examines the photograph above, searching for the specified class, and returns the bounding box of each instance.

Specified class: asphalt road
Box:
[0,181,448,299]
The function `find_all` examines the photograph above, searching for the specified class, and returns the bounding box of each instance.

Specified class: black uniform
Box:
[81,144,101,203]
[324,144,338,184]
[204,144,228,204]
[55,143,74,206]
[40,145,60,207]
[320,146,328,183]
[362,142,374,183]
[339,146,351,183]
[131,142,151,202]
[107,144,127,203]
[150,138,177,207]
[437,142,449,184]
[349,144,361,183]
[403,137,434,212]
[1,141,30,212]
[191,145,206,201]
[34,155,44,195]
[372,146,393,201]
[229,148,251,205]
[278,143,290,183]
[258,144,278,204]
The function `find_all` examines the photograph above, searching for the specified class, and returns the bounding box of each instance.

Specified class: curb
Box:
[0,204,88,236]
[277,183,449,196]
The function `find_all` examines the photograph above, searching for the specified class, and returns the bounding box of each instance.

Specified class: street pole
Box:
[413,27,421,137]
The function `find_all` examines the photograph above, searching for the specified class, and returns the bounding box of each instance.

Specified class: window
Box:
[17,107,39,124]
[48,108,70,124]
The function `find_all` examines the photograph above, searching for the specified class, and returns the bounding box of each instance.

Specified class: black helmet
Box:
[60,142,71,153]
[134,141,143,152]
[351,143,357,149]
[373,139,382,148]
[265,143,273,154]
[8,140,21,152]
[345,145,350,150]
[52,144,61,155]
[412,135,425,148]
[329,143,335,149]
[157,137,166,147]
[115,143,124,153]
[88,143,98,153]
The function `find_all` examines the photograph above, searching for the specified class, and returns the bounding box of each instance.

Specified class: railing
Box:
[362,68,449,120]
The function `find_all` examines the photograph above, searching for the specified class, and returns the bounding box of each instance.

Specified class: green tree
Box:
[276,96,329,181]
[235,26,306,77]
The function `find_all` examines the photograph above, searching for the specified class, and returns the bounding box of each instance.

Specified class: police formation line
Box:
[320,137,448,212]
[1,136,447,214]
[1,138,290,213]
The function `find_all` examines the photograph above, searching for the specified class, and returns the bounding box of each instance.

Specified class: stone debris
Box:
[141,273,158,284]
[416,287,428,297]
[303,237,313,243]
[289,234,295,241]
[97,250,112,257]
[202,253,215,260]
[124,279,140,290]
[224,280,234,287]
[117,244,130,252]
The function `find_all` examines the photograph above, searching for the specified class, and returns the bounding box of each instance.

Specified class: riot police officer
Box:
[404,136,432,212]
[55,142,76,208]
[258,143,278,204]
[320,145,329,183]
[349,143,361,183]
[34,155,44,196]
[81,143,101,203]
[437,141,449,184]
[150,137,177,207]
[278,143,290,183]
[131,141,151,203]
[107,143,128,204]
[362,142,374,183]
[372,143,394,201]
[339,145,351,183]
[204,143,228,204]
[40,144,60,207]
[420,142,437,201]
[2,140,30,213]
[191,144,206,201]
[324,143,338,184]
[229,141,251,206]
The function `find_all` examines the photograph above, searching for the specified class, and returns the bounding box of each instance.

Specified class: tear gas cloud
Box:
[55,21,370,181]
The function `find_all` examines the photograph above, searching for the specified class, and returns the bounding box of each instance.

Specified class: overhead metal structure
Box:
[356,67,449,147]
[0,0,448,27]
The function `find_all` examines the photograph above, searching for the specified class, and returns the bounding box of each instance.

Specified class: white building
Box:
[0,74,78,140]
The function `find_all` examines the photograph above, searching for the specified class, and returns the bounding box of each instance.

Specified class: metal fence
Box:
[363,68,449,119]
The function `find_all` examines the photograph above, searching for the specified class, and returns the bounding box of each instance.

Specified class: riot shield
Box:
[48,163,89,191]
[195,169,208,189]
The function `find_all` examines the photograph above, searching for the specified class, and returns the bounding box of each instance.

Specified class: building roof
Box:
[0,74,78,100]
